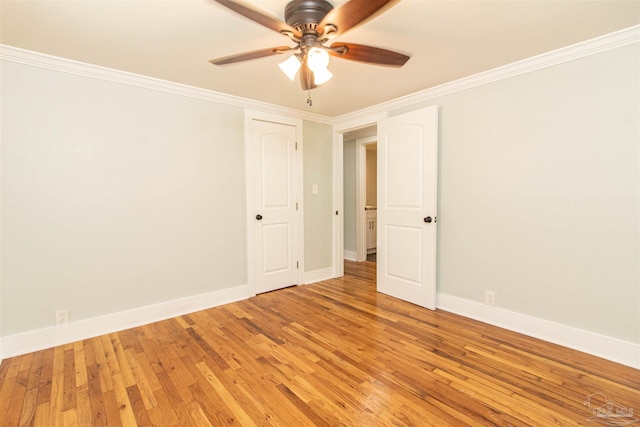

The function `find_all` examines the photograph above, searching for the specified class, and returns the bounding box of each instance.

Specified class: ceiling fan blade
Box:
[210,46,293,65]
[209,0,301,38]
[299,57,317,91]
[328,43,409,67]
[317,0,400,36]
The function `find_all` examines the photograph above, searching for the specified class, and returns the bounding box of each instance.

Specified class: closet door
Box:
[251,119,300,294]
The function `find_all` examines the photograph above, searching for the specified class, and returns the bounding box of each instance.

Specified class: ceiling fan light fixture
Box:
[312,66,333,85]
[307,47,329,72]
[209,0,410,95]
[307,47,332,84]
[279,55,302,80]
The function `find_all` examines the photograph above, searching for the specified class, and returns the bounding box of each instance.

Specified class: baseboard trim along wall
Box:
[437,293,640,370]
[343,251,357,261]
[1,284,253,360]
[2,284,637,369]
[303,267,335,285]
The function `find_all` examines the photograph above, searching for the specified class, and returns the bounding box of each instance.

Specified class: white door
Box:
[252,120,299,294]
[377,106,438,309]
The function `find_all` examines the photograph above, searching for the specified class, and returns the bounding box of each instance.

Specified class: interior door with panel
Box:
[377,106,438,309]
[252,119,300,294]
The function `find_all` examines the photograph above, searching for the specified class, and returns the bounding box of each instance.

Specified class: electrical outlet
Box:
[485,291,496,307]
[55,309,69,326]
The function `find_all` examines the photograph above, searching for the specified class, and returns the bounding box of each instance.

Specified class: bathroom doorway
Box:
[342,126,377,263]
[362,140,377,262]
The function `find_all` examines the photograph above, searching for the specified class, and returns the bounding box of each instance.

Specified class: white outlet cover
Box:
[55,309,70,326]
[485,291,496,307]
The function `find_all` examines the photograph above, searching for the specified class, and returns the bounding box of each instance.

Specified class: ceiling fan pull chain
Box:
[307,91,313,107]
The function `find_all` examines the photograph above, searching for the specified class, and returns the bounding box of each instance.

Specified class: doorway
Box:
[358,137,377,263]
[342,126,377,263]
[334,106,439,310]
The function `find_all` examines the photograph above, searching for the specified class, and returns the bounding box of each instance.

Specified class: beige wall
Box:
[366,147,377,207]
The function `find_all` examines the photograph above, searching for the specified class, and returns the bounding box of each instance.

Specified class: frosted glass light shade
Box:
[312,67,333,85]
[279,55,301,80]
[307,47,329,71]
[307,48,332,84]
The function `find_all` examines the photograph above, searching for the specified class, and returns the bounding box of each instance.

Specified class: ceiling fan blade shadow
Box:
[328,43,409,67]
[299,57,317,91]
[210,46,293,65]
[209,0,301,38]
[317,0,400,37]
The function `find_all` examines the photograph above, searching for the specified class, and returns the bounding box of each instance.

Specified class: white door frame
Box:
[355,136,377,262]
[245,110,304,294]
[332,113,385,277]
[332,131,344,277]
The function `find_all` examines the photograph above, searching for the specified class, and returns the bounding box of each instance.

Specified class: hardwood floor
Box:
[1,260,638,426]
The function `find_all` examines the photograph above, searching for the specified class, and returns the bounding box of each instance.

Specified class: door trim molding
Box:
[333,114,385,277]
[244,110,304,294]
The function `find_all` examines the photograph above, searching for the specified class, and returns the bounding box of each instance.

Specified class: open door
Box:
[377,106,438,309]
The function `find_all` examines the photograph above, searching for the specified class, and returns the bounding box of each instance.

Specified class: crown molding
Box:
[1,24,638,125]
[0,45,332,125]
[335,24,640,124]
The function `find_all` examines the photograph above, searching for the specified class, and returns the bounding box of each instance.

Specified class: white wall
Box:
[393,43,639,345]
[1,60,247,337]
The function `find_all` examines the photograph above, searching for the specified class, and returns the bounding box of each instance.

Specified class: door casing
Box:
[333,115,385,277]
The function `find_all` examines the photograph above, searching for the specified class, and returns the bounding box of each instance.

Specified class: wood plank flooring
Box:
[1,260,638,426]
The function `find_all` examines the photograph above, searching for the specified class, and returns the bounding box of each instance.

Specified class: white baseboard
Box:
[4,285,637,370]
[303,267,335,284]
[1,284,253,360]
[437,293,640,369]
[344,250,357,261]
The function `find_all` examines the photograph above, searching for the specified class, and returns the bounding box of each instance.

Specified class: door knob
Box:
[256,214,263,220]
[424,216,432,223]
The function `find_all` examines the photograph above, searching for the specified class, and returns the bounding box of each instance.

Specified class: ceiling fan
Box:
[208,0,410,91]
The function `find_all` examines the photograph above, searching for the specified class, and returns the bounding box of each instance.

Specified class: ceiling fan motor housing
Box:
[285,0,333,34]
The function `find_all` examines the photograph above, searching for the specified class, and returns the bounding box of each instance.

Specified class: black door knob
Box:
[256,214,263,220]
[424,216,432,223]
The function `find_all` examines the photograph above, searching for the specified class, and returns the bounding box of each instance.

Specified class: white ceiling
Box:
[1,0,638,117]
